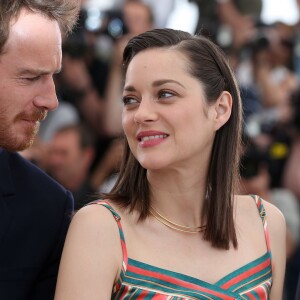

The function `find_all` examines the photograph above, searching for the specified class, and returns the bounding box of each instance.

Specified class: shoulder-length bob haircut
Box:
[105,28,242,250]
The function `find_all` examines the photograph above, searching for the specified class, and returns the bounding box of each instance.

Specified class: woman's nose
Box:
[133,98,158,124]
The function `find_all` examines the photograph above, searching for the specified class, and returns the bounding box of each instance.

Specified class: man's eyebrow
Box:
[17,67,62,76]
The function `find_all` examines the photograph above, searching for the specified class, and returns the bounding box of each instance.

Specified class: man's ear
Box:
[214,91,232,131]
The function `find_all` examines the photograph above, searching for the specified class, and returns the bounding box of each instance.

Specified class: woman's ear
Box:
[214,91,232,131]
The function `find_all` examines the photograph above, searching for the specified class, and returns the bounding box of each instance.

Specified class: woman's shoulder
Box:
[66,199,125,270]
[55,200,124,298]
[72,199,122,231]
[235,194,286,250]
[235,194,285,224]
[66,200,127,254]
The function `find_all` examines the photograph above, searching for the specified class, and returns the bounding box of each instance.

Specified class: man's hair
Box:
[0,0,80,54]
[105,28,243,250]
[55,123,95,150]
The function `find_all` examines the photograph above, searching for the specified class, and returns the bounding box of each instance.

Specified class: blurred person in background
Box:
[89,138,123,194]
[229,21,297,109]
[191,0,262,50]
[216,0,262,50]
[234,22,297,170]
[47,124,96,210]
[58,41,107,137]
[283,88,300,200]
[292,0,300,80]
[238,138,300,299]
[54,4,126,200]
[239,139,300,259]
[252,23,297,109]
[0,0,79,299]
[281,90,300,297]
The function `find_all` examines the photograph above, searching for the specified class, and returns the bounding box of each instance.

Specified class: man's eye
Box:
[122,96,139,105]
[25,76,40,82]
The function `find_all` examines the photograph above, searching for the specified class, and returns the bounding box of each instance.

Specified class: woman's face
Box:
[122,48,217,171]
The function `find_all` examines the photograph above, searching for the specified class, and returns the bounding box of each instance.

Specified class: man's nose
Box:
[33,76,58,111]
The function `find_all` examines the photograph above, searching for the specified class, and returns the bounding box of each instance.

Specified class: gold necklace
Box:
[149,206,206,234]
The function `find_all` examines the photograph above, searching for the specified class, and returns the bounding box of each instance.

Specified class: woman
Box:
[55,28,286,299]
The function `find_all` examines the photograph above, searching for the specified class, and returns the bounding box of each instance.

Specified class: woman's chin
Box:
[139,160,168,171]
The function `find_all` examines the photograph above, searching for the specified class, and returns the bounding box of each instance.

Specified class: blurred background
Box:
[19,1,300,298]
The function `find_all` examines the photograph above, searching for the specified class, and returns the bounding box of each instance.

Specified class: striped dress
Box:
[89,195,272,299]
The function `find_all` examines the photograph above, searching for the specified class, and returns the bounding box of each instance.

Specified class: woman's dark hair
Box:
[105,28,242,250]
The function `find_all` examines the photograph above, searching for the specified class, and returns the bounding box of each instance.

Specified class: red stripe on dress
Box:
[127,264,235,298]
[245,285,269,300]
[221,257,271,289]
[264,225,271,252]
[254,285,268,299]
[151,294,169,299]
[120,240,128,270]
[137,289,150,299]
[116,285,131,299]
[246,293,257,300]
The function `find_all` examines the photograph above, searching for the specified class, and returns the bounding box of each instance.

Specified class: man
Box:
[193,0,262,49]
[216,0,262,49]
[0,1,79,299]
[47,124,96,210]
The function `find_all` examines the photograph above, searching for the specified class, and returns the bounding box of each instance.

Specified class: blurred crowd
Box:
[19,0,300,298]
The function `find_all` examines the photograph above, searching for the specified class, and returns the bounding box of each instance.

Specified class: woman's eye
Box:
[158,91,174,99]
[122,96,139,106]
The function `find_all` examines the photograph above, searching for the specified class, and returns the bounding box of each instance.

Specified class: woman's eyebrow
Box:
[124,79,186,91]
[152,79,185,88]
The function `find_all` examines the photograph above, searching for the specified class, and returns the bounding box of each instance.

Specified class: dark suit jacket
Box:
[296,274,300,300]
[0,149,74,300]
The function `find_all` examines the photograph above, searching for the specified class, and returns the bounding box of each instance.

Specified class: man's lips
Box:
[23,119,39,123]
[17,109,47,123]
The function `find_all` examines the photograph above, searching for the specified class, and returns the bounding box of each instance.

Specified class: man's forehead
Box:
[9,8,61,44]
[3,7,62,68]
[11,7,56,29]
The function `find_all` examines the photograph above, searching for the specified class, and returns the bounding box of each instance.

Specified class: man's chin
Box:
[1,133,37,152]
[16,139,35,152]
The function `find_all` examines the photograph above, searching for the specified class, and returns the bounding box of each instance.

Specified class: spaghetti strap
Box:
[249,194,271,253]
[86,200,128,273]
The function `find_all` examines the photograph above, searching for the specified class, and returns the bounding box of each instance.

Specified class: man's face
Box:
[0,8,62,151]
[123,2,153,35]
[48,130,86,187]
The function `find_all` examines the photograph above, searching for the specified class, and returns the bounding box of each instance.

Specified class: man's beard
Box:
[0,108,47,152]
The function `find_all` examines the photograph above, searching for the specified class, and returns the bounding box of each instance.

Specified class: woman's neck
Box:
[147,168,207,227]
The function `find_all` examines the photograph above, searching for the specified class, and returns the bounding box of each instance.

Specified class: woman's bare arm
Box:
[54,204,123,300]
